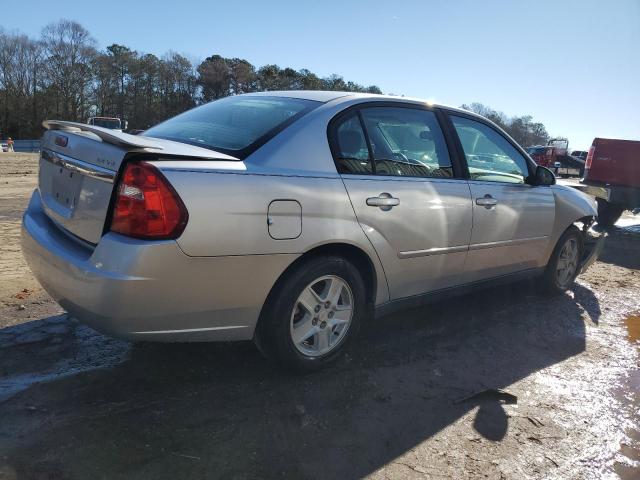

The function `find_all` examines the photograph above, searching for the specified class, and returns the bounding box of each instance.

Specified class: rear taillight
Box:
[110,162,188,239]
[585,146,595,169]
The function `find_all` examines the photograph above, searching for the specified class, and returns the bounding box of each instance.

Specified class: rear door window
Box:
[333,114,373,174]
[360,107,453,178]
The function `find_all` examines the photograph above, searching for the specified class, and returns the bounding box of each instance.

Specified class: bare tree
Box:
[0,29,20,135]
[461,103,550,147]
[41,20,97,121]
[0,30,47,137]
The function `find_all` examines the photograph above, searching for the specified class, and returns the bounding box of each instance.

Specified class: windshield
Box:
[91,118,121,129]
[143,96,320,158]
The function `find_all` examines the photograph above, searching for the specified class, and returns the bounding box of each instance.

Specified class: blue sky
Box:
[5,0,639,149]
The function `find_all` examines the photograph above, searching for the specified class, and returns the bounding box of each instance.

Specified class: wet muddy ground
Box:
[0,153,638,479]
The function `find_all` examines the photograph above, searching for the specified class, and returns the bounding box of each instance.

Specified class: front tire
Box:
[540,226,583,295]
[255,255,366,373]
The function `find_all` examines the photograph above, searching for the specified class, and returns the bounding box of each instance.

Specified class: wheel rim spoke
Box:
[292,317,317,344]
[325,278,344,305]
[298,286,321,314]
[330,308,352,326]
[316,328,330,351]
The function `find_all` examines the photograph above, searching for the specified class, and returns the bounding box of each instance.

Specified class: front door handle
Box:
[366,192,400,211]
[476,194,498,208]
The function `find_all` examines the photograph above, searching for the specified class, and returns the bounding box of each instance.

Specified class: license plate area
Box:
[51,165,83,211]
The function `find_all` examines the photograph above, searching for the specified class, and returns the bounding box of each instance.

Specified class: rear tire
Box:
[596,198,624,227]
[254,255,366,373]
[540,226,583,295]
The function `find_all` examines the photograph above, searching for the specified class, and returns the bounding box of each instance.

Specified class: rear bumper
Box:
[21,190,297,342]
[576,181,640,210]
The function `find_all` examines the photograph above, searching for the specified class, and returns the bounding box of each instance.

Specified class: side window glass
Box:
[450,115,529,184]
[334,114,373,174]
[360,107,452,179]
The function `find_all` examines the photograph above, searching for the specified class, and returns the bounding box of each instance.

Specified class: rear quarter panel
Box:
[157,164,390,305]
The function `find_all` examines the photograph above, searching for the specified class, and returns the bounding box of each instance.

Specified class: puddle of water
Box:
[623,314,640,344]
[614,312,640,479]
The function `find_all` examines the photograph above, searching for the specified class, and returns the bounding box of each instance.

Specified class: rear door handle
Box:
[475,194,498,208]
[366,192,400,211]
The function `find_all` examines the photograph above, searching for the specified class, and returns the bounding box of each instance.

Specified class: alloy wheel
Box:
[556,237,579,288]
[290,275,354,357]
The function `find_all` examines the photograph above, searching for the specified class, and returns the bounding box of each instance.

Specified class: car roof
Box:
[241,90,476,115]
[242,90,355,102]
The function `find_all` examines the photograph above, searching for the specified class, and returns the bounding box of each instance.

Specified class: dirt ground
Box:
[0,153,638,479]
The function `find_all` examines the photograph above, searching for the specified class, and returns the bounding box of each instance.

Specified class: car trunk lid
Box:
[38,121,238,244]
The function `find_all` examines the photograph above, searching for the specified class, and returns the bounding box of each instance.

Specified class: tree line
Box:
[0,20,381,139]
[0,19,552,147]
[460,102,550,148]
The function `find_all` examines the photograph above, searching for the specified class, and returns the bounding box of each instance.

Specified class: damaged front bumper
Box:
[579,224,607,274]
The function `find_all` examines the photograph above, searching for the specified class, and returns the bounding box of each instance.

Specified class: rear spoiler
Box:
[42,120,239,161]
[43,120,164,150]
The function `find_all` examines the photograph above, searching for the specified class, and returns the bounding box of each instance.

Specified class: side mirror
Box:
[533,165,556,186]
[123,120,129,131]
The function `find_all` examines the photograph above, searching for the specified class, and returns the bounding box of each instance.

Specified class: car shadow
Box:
[0,280,600,479]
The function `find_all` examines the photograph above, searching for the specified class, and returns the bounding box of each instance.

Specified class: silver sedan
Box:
[22,91,599,371]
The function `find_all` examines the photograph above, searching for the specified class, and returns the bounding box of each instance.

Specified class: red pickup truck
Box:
[578,138,640,226]
[527,139,585,177]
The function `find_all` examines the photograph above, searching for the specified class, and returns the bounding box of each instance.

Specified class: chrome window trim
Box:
[341,174,467,184]
[466,180,531,187]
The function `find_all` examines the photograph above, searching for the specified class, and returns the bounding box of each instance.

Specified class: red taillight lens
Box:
[110,162,188,239]
[585,146,595,169]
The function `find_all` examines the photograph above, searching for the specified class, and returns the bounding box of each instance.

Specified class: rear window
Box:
[527,147,546,155]
[143,96,320,158]
[91,118,121,129]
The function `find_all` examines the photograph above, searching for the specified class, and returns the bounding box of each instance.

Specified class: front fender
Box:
[544,185,597,263]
